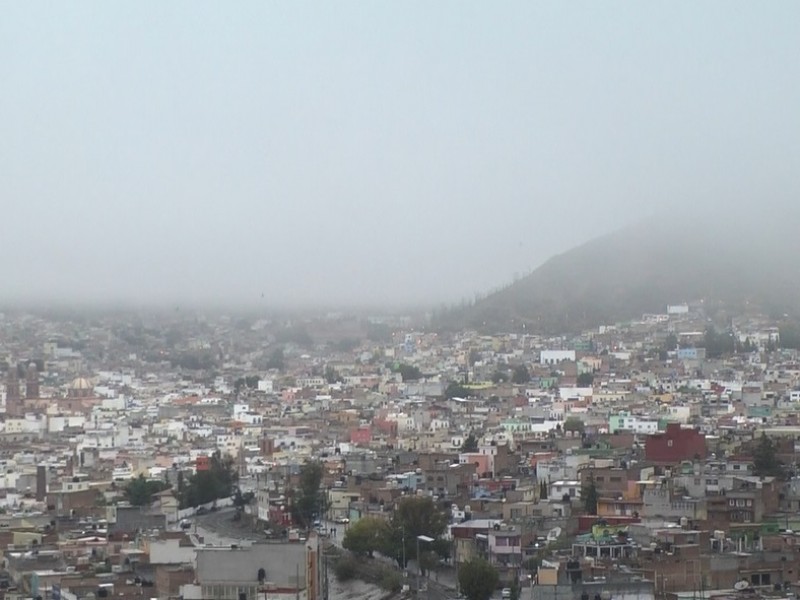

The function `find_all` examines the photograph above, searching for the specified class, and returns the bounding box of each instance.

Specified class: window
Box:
[667,440,674,447]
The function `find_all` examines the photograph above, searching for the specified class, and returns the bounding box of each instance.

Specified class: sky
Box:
[2,2,799,309]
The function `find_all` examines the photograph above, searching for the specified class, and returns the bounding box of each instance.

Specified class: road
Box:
[189,511,465,600]
[188,507,264,544]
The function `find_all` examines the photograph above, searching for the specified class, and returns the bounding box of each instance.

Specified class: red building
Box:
[196,455,211,471]
[645,423,707,464]
[373,418,398,437]
[349,426,372,445]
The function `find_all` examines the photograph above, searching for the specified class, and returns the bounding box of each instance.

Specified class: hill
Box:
[438,213,800,334]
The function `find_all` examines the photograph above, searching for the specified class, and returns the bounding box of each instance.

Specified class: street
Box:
[187,510,464,600]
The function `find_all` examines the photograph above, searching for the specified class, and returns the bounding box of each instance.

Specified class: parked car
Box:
[334,517,350,524]
[502,589,512,599]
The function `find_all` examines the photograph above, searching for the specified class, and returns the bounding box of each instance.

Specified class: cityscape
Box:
[3,4,800,600]
[1,305,800,600]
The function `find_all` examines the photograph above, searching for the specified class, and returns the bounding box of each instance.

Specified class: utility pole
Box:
[402,525,406,575]
[322,549,329,600]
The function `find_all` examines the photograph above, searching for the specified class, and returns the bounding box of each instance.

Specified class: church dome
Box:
[68,377,94,399]
[70,377,93,390]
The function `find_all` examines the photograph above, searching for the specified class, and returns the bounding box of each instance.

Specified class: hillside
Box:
[439,213,800,334]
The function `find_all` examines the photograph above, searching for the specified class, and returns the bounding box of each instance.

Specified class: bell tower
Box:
[6,367,20,416]
[25,362,39,399]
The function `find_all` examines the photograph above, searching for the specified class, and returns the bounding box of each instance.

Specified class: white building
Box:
[540,350,576,366]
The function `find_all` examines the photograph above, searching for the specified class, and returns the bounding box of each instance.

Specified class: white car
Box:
[502,589,512,599]
[334,517,350,524]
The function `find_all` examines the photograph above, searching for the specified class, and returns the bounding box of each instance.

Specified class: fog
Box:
[2,2,799,309]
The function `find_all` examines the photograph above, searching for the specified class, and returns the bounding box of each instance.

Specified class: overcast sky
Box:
[2,2,799,309]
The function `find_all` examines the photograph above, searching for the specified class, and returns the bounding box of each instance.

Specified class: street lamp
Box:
[417,535,435,595]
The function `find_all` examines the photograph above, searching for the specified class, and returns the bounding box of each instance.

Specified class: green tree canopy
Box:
[753,433,784,478]
[289,461,328,528]
[385,496,447,569]
[701,326,736,358]
[445,381,470,399]
[461,432,479,453]
[394,363,423,381]
[576,372,594,387]
[459,558,499,600]
[511,364,530,384]
[563,417,585,434]
[179,452,237,509]
[124,474,170,507]
[342,516,389,557]
[780,321,800,350]
[664,333,678,351]
[491,370,509,384]
[324,365,342,384]
[266,347,285,370]
[582,477,599,515]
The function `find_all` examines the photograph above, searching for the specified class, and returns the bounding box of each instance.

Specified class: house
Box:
[645,424,707,464]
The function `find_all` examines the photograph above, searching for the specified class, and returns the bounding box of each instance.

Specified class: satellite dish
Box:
[734,581,750,591]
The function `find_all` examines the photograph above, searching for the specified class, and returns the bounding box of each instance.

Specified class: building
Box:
[186,537,322,600]
[645,424,707,464]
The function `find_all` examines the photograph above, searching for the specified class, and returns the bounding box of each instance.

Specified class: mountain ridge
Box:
[438,211,800,334]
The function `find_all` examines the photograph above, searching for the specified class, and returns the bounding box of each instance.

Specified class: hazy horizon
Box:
[3,2,799,309]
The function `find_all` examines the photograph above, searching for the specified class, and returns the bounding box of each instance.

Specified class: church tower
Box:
[6,367,20,417]
[25,362,39,399]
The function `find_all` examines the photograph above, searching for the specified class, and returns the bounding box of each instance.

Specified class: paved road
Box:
[190,507,265,544]
[191,511,468,600]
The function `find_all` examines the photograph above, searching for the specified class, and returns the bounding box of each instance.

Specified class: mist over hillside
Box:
[439,208,800,334]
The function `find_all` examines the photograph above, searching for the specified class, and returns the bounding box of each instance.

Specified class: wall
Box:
[149,538,197,566]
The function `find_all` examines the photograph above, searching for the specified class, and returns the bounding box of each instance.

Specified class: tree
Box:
[334,555,357,582]
[576,372,594,387]
[753,433,784,478]
[458,558,499,600]
[461,432,479,453]
[378,567,402,593]
[324,365,342,384]
[701,326,735,359]
[289,461,328,528]
[509,576,521,600]
[563,417,585,435]
[232,487,255,518]
[431,537,452,562]
[779,321,800,350]
[395,363,423,382]
[124,474,170,507]
[511,365,530,385]
[664,333,678,352]
[582,477,599,515]
[179,452,237,509]
[522,556,540,574]
[539,480,548,500]
[266,347,285,370]
[491,370,509,384]
[342,516,388,557]
[468,349,481,366]
[445,381,469,399]
[386,496,447,568]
